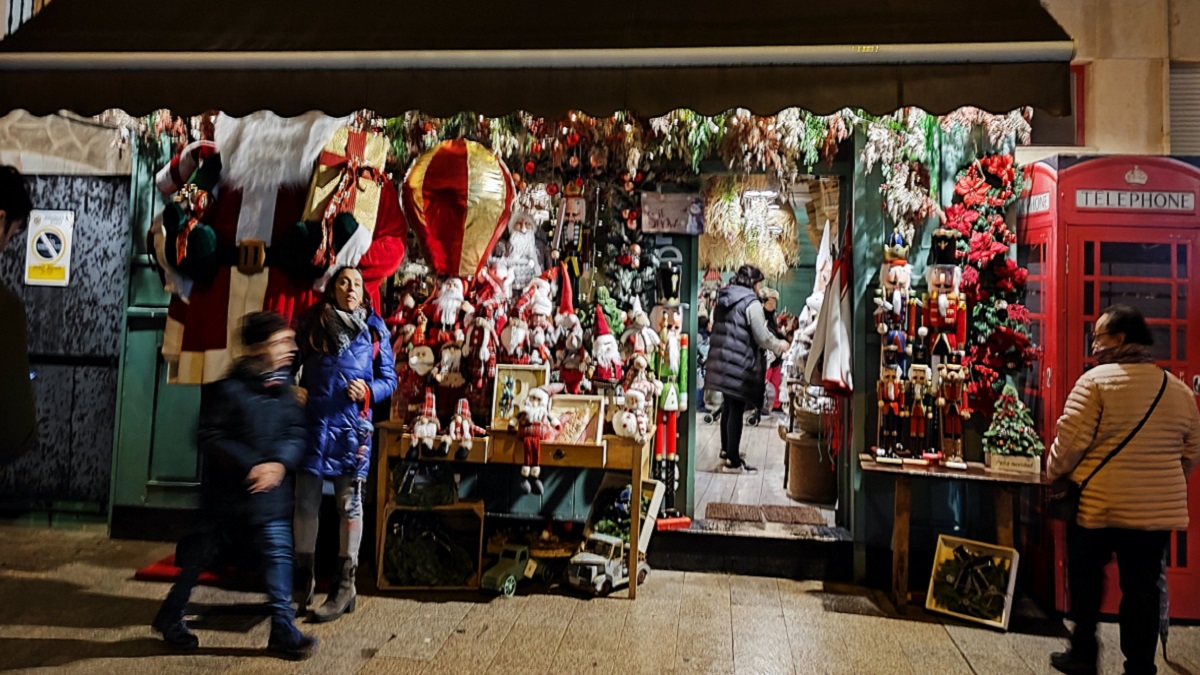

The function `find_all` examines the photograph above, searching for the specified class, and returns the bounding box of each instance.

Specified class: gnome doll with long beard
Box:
[511,384,563,495]
[591,305,624,385]
[503,209,545,295]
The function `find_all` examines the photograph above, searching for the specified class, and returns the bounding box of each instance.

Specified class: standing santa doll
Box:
[156,113,406,384]
[591,305,624,386]
[511,385,563,495]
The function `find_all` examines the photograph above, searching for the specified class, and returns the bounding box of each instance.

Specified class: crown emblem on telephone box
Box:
[1125,166,1148,186]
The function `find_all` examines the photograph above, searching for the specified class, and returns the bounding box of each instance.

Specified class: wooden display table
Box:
[858,456,1047,613]
[375,420,653,599]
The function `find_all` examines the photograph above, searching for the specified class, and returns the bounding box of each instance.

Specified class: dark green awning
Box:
[0,0,1074,117]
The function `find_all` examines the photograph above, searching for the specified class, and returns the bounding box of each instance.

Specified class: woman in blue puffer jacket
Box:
[293,266,396,623]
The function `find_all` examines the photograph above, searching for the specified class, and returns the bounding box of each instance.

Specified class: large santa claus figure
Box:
[155,112,406,384]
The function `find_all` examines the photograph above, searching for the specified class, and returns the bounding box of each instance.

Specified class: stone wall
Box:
[0,110,129,176]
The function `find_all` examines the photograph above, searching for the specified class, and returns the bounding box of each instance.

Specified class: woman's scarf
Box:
[323,303,369,356]
[1095,343,1156,365]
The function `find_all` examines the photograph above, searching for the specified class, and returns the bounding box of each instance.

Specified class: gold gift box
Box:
[302,126,389,235]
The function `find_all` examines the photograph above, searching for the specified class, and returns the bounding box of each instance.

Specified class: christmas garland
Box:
[946,153,1041,416]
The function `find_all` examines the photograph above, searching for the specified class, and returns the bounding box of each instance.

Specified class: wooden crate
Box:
[377,501,485,591]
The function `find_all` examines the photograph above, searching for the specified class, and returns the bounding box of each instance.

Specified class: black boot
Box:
[454,443,470,461]
[267,620,318,660]
[152,603,199,651]
[293,552,315,613]
[310,557,357,623]
[1050,650,1098,675]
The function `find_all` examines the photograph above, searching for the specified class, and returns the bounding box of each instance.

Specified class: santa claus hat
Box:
[557,263,574,316]
[594,305,612,337]
[625,389,646,406]
[533,295,554,317]
[455,398,471,418]
[421,390,437,418]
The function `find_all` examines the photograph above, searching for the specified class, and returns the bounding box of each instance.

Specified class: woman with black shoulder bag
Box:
[1046,305,1200,675]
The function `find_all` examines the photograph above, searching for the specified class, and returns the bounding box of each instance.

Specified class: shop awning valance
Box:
[0,0,1074,118]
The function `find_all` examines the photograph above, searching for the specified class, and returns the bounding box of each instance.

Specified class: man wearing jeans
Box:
[153,312,317,659]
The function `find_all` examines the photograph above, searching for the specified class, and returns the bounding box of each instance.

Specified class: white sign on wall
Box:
[24,210,74,287]
[1075,189,1196,212]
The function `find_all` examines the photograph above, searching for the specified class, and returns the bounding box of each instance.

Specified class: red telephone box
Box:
[1016,155,1200,619]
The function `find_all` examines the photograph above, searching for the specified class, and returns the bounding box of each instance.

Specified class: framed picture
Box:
[549,394,606,445]
[925,535,1020,631]
[640,192,704,235]
[491,364,550,431]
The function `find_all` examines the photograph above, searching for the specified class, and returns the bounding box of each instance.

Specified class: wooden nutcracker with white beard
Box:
[591,305,624,386]
[906,364,935,457]
[441,398,486,461]
[874,230,912,332]
[511,384,563,495]
[651,263,688,514]
[875,364,905,457]
[552,183,589,296]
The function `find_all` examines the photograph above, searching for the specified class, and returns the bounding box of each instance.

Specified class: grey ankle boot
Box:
[293,552,315,611]
[311,557,356,623]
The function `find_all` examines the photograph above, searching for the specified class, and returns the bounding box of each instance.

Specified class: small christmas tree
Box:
[983,385,1044,456]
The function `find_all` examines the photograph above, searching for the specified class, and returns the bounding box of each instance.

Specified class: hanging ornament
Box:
[402,139,516,278]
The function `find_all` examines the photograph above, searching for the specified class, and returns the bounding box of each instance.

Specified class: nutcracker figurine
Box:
[874,230,913,331]
[917,229,967,363]
[650,262,688,513]
[442,398,486,461]
[936,359,971,466]
[551,182,588,295]
[875,364,905,457]
[906,364,935,456]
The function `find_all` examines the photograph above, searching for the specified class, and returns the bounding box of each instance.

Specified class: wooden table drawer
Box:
[540,442,606,468]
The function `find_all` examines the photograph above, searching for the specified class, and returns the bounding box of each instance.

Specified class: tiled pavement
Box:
[2,524,1199,674]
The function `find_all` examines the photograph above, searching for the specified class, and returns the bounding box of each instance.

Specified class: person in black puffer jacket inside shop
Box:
[152,311,318,660]
[705,265,789,473]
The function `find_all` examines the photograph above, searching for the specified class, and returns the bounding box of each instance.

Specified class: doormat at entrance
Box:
[135,555,244,588]
[761,505,827,526]
[704,502,765,522]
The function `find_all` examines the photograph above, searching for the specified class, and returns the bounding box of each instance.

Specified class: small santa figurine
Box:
[612,389,649,444]
[464,310,499,391]
[500,317,532,365]
[620,296,661,362]
[511,384,563,495]
[409,390,441,459]
[529,294,556,366]
[553,265,589,394]
[430,277,468,344]
[591,305,624,385]
[442,398,486,461]
[513,269,555,323]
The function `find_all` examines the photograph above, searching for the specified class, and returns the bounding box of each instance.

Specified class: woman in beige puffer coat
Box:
[1046,305,1200,675]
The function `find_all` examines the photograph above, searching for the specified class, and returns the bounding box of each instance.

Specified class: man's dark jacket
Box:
[198,360,306,525]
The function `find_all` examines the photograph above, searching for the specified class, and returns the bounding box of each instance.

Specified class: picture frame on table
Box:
[549,394,606,445]
[491,363,550,431]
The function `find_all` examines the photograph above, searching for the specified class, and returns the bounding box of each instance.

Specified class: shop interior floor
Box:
[692,410,836,528]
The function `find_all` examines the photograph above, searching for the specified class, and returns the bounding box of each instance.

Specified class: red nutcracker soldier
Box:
[441,398,487,461]
[906,364,935,456]
[651,263,688,515]
[916,229,967,362]
[511,385,563,495]
[875,364,905,457]
[936,359,971,466]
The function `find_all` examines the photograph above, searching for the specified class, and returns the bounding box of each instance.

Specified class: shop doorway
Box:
[692,175,840,531]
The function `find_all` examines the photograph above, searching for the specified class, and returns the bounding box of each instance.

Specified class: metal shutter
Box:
[1171,64,1200,154]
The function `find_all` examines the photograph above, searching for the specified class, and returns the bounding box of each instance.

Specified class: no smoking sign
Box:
[24,210,74,287]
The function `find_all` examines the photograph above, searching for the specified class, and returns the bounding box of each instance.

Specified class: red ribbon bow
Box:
[312,130,386,268]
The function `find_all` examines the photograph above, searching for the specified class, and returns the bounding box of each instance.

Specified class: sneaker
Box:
[719,460,759,475]
[1049,651,1097,675]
